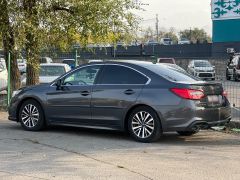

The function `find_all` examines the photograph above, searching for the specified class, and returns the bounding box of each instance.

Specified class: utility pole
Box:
[156,14,159,42]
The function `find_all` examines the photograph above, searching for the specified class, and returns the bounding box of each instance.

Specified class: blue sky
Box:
[136,0,212,35]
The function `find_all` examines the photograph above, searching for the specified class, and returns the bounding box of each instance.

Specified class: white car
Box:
[22,63,71,85]
[178,38,191,45]
[187,60,216,80]
[17,59,27,74]
[160,38,173,45]
[0,58,7,92]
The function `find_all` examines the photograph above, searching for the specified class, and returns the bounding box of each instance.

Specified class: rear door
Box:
[91,64,149,128]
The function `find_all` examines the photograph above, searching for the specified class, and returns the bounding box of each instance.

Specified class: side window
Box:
[99,65,148,85]
[63,65,101,86]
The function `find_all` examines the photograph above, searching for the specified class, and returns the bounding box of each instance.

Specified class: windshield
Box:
[143,64,199,82]
[40,66,66,76]
[194,61,211,67]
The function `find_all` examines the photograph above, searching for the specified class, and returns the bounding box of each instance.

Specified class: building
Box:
[212,0,240,42]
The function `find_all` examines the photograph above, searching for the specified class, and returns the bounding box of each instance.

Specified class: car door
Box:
[91,64,149,128]
[46,65,102,124]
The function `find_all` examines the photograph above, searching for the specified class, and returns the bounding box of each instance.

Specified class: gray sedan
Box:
[8,61,231,143]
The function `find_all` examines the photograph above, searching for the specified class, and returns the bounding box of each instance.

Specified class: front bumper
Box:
[195,72,215,79]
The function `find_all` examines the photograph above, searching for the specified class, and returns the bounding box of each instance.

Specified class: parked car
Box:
[187,60,216,80]
[9,61,231,143]
[226,54,240,81]
[88,59,103,63]
[160,38,173,45]
[40,57,53,64]
[0,58,7,91]
[157,58,176,64]
[62,59,76,69]
[17,59,27,74]
[146,40,159,46]
[178,38,191,45]
[22,63,71,85]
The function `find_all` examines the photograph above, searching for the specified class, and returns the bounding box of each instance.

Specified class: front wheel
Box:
[128,106,162,143]
[19,99,45,131]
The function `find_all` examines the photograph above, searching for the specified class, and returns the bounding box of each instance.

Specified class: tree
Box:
[0,0,139,88]
[0,0,21,91]
[179,28,211,44]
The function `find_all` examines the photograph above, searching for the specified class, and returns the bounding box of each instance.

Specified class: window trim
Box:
[50,63,151,86]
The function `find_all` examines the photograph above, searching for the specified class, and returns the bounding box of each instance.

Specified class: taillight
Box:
[171,88,205,100]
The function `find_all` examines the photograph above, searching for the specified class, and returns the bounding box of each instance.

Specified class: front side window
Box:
[63,65,101,86]
[99,65,148,85]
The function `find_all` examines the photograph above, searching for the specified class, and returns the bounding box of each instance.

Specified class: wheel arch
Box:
[17,97,46,122]
[124,104,163,132]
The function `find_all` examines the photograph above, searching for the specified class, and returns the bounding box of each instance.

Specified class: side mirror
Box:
[56,79,63,89]
[213,66,215,69]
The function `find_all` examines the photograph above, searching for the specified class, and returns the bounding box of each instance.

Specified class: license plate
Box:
[207,95,222,104]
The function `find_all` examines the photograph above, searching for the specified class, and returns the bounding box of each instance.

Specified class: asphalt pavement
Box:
[0,112,240,180]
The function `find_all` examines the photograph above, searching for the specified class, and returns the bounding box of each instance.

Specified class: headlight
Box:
[12,90,22,98]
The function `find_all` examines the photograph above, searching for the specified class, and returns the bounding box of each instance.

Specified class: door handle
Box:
[124,89,135,95]
[81,91,90,96]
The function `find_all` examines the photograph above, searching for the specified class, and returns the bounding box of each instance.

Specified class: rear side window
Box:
[144,64,199,82]
[99,65,148,85]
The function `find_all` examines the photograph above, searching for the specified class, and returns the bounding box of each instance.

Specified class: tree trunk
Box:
[23,0,40,86]
[0,0,21,92]
[25,32,40,85]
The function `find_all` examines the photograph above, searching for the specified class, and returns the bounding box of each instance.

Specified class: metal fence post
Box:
[7,52,11,106]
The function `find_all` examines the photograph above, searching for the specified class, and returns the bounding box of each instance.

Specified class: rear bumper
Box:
[186,117,231,131]
[157,102,232,132]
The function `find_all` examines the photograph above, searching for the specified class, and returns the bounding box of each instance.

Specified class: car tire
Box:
[128,106,162,143]
[226,70,231,80]
[177,130,199,136]
[233,71,239,82]
[19,99,45,131]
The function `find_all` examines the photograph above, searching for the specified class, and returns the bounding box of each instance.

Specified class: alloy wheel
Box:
[21,104,40,128]
[131,111,155,139]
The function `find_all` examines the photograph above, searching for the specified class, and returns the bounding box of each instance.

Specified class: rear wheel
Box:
[19,99,45,131]
[177,130,199,136]
[226,70,231,80]
[128,106,162,143]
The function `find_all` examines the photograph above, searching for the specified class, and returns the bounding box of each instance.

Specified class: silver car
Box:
[188,60,216,80]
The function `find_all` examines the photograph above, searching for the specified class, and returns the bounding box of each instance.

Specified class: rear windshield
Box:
[40,66,66,76]
[143,64,199,82]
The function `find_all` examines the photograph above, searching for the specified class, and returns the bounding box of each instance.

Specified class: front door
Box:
[46,65,102,124]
